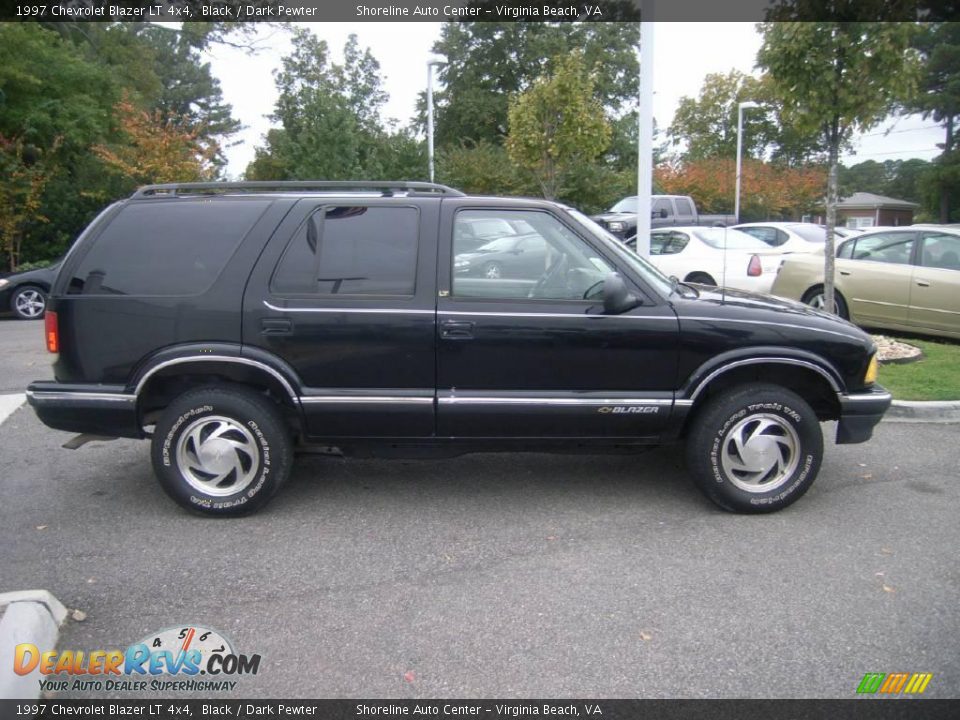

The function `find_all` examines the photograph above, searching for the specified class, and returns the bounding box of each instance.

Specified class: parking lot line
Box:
[0,393,25,426]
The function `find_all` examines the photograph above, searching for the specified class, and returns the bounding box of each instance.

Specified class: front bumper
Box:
[836,385,892,444]
[27,382,142,438]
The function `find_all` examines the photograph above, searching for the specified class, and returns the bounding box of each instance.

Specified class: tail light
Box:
[45,310,59,353]
[747,255,763,277]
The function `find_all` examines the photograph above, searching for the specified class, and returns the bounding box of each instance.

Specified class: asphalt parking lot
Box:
[1,317,958,699]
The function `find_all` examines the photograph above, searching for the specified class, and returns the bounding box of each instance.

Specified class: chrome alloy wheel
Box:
[175,415,260,497]
[719,413,801,493]
[484,263,502,279]
[15,289,45,318]
[806,292,840,315]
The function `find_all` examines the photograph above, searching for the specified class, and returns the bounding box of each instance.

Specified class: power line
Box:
[857,124,942,138]
[847,147,941,158]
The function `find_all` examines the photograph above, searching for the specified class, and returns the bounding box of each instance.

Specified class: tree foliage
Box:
[429,22,639,148]
[0,22,247,268]
[245,30,425,182]
[757,20,918,314]
[93,92,219,188]
[506,51,611,200]
[656,158,826,220]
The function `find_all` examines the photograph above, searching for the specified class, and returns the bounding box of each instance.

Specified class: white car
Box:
[732,222,833,254]
[628,227,785,294]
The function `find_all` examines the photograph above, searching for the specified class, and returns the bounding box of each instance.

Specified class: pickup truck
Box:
[591,195,736,242]
[27,181,889,517]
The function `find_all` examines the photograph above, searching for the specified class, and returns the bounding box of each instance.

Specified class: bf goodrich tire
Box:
[151,387,293,517]
[685,384,823,513]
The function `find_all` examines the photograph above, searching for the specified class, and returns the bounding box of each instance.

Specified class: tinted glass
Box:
[738,226,785,247]
[789,224,827,243]
[851,233,915,265]
[68,200,269,296]
[650,232,689,255]
[693,228,770,250]
[919,233,960,270]
[837,239,855,259]
[677,198,695,216]
[453,210,612,301]
[271,206,419,296]
[652,198,673,217]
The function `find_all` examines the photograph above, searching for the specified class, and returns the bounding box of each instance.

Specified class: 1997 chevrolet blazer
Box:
[27,182,891,516]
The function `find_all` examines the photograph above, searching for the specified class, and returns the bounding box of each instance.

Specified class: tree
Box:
[429,22,639,148]
[655,158,826,220]
[506,51,611,200]
[908,22,960,222]
[93,92,219,187]
[247,30,424,181]
[0,137,55,270]
[757,21,918,315]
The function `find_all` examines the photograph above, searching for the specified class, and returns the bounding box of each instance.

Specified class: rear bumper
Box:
[27,382,143,439]
[836,385,892,444]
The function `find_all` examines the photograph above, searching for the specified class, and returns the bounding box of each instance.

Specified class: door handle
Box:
[440,319,475,340]
[839,270,851,276]
[916,280,930,287]
[261,317,293,335]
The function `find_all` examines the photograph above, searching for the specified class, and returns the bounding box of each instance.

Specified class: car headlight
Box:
[0,279,8,288]
[454,260,469,268]
[864,354,878,385]
[608,222,625,232]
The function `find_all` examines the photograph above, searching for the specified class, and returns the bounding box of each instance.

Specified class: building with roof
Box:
[836,192,920,228]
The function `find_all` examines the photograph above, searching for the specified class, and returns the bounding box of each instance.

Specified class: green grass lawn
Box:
[878,337,960,401]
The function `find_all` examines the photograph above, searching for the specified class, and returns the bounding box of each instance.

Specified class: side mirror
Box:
[660,208,668,219]
[602,272,641,315]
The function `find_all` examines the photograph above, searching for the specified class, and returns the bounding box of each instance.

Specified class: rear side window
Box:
[650,232,689,255]
[676,198,695,217]
[271,206,419,296]
[68,200,269,296]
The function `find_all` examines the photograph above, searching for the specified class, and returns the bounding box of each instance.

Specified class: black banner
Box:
[1,0,958,23]
[2,700,960,720]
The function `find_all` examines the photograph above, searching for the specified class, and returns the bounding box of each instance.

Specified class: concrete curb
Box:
[0,590,67,700]
[886,399,960,423]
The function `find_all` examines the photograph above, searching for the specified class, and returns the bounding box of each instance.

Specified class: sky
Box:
[203,22,944,182]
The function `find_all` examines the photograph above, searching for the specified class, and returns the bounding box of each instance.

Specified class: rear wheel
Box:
[483,262,503,279]
[802,285,849,320]
[685,384,823,513]
[11,285,46,320]
[151,387,293,517]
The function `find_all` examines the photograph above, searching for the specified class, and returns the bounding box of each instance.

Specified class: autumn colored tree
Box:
[655,158,826,221]
[0,137,56,271]
[94,93,219,187]
[506,51,611,201]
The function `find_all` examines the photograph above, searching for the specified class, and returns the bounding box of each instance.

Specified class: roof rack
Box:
[132,181,465,198]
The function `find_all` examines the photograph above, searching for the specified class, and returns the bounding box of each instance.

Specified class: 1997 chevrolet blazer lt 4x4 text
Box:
[27,182,892,516]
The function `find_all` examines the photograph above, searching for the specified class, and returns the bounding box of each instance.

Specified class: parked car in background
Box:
[832,226,863,239]
[453,232,548,281]
[771,226,960,340]
[733,222,833,254]
[0,262,60,319]
[592,195,735,242]
[453,215,520,253]
[626,227,783,294]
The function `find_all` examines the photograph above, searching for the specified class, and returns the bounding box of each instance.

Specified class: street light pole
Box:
[635,3,655,258]
[427,58,445,183]
[735,100,759,224]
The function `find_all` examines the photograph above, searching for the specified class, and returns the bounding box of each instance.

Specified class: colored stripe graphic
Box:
[857,672,932,695]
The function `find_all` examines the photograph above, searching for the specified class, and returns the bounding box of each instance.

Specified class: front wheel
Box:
[151,387,293,517]
[685,384,823,513]
[802,286,849,320]
[11,285,46,320]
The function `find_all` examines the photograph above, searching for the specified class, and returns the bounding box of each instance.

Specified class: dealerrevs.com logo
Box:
[14,625,261,693]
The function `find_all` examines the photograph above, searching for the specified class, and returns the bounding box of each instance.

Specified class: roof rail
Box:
[132,181,465,198]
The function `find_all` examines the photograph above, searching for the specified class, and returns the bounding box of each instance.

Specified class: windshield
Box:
[692,228,771,250]
[789,224,827,243]
[609,197,638,214]
[564,208,674,296]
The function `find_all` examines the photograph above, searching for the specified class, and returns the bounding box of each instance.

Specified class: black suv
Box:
[27,181,891,516]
